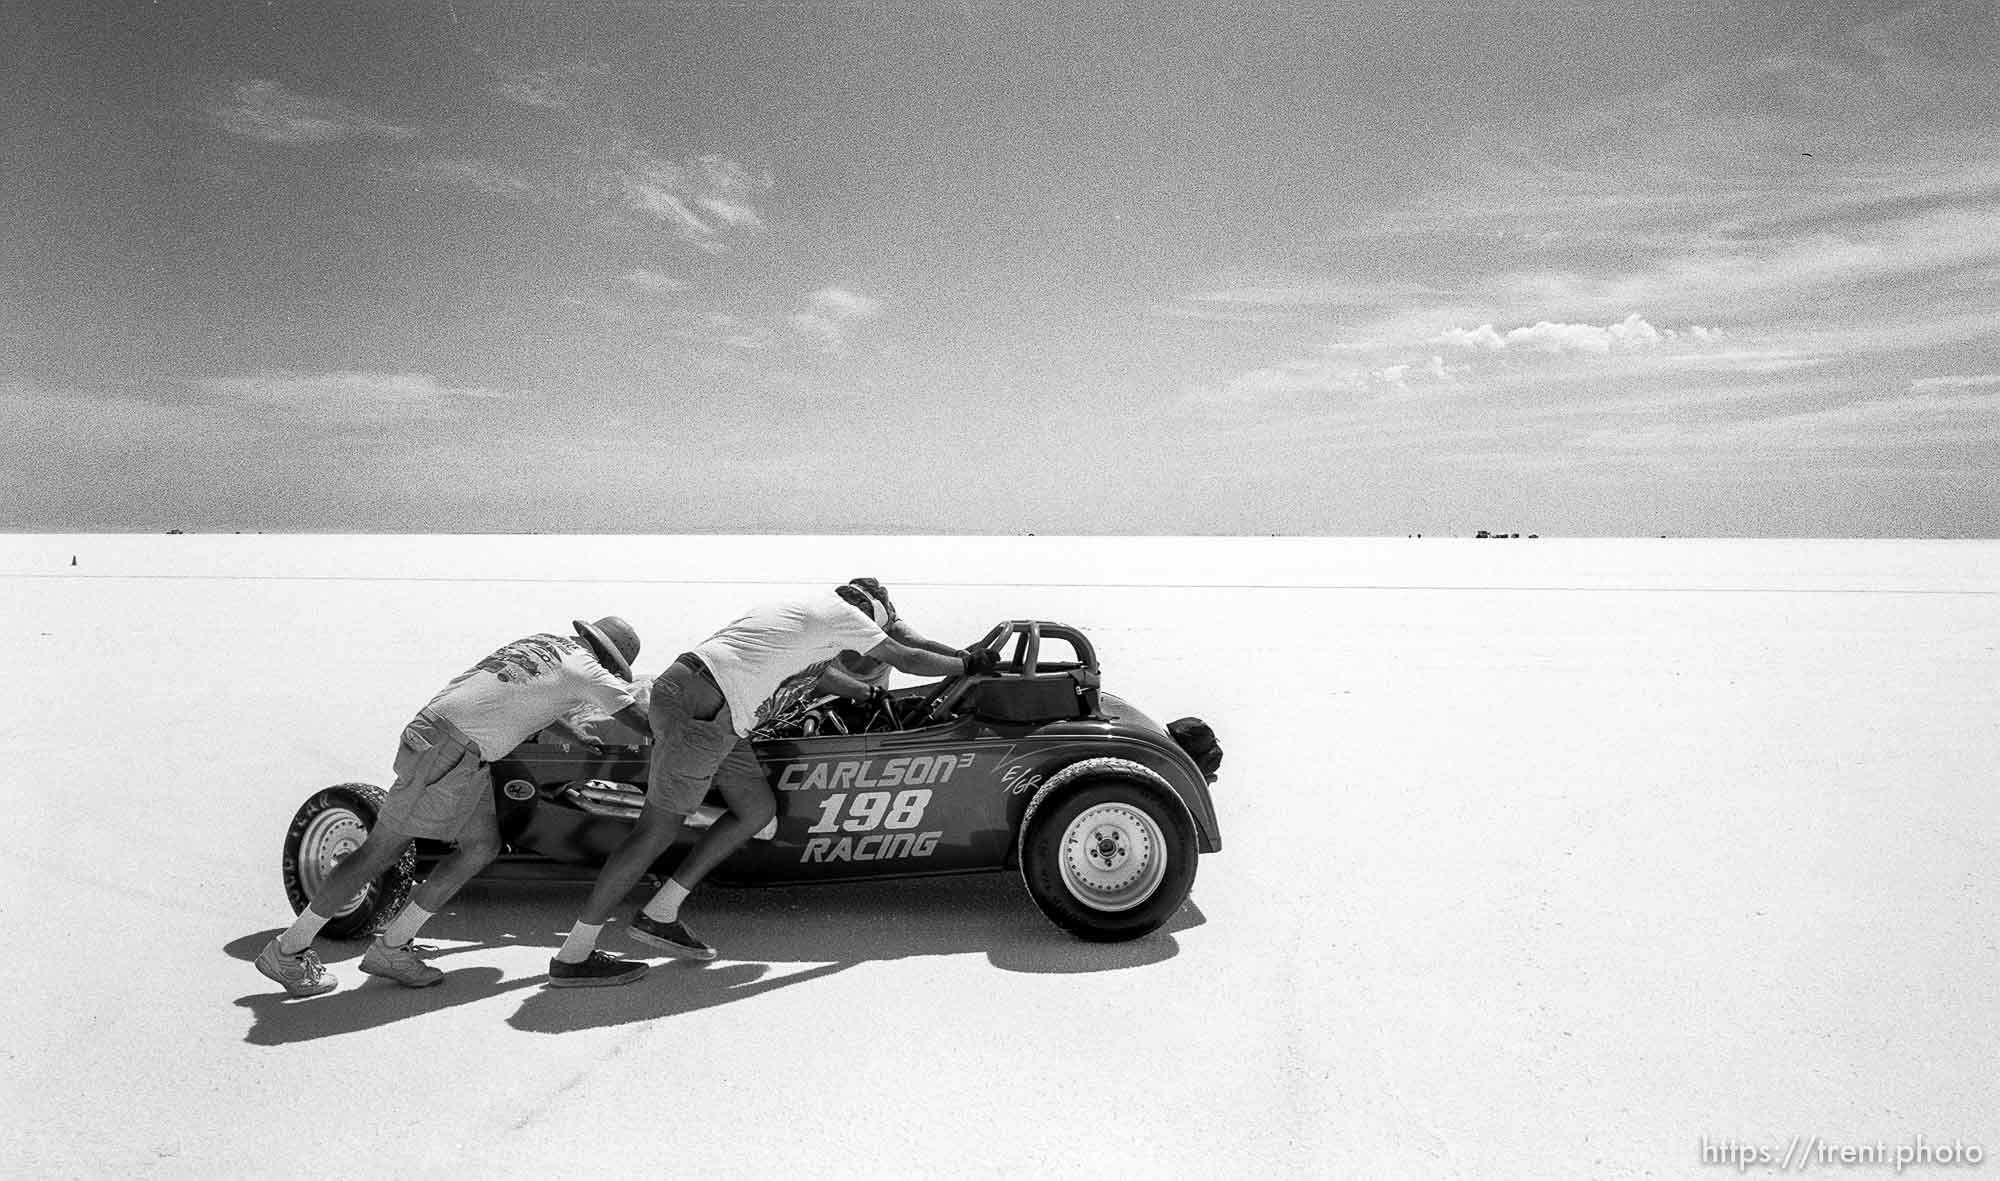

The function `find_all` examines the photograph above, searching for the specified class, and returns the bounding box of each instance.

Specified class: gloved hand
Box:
[960,647,1001,676]
[867,685,892,713]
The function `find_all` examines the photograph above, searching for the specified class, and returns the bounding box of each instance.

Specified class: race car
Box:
[281,619,1223,943]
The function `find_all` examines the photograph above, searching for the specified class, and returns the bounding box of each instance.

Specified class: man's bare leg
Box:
[257,825,417,996]
[628,757,777,958]
[658,778,777,896]
[404,810,503,914]
[285,828,417,944]
[576,802,687,927]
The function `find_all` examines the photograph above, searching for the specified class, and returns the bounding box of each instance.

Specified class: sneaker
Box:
[547,950,650,989]
[628,913,717,961]
[359,938,445,988]
[255,937,337,998]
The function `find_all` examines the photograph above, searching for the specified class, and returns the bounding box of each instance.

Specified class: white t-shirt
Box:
[424,633,636,759]
[562,669,656,744]
[694,594,889,735]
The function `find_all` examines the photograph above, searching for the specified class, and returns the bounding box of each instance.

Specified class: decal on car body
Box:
[775,752,976,792]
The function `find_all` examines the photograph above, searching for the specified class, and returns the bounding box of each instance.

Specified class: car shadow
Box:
[226,874,1206,1043]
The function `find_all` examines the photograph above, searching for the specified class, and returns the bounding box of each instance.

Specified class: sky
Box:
[3,0,1997,536]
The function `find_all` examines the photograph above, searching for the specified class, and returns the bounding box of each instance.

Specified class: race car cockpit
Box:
[555,620,1109,745]
[754,620,1104,738]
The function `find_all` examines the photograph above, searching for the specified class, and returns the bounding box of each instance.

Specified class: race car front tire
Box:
[1018,762,1198,942]
[280,783,417,941]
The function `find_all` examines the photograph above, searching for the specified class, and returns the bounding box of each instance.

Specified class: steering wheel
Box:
[914,635,1006,723]
[861,691,902,734]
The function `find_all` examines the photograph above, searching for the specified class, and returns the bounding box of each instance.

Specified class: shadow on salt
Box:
[224,875,1204,1043]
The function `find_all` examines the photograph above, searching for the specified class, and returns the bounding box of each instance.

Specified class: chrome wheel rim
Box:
[298,807,370,917]
[1058,803,1166,912]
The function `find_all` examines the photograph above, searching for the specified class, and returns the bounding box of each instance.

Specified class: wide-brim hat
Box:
[573,616,640,680]
[848,577,895,621]
[836,581,891,627]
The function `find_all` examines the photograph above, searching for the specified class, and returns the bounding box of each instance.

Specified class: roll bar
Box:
[923,620,1103,721]
[970,619,1100,676]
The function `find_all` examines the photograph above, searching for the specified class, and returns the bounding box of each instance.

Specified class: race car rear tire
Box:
[1019,766,1198,942]
[280,783,416,941]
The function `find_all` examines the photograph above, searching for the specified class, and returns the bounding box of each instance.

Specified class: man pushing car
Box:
[255,617,652,998]
[750,576,965,731]
[547,578,998,986]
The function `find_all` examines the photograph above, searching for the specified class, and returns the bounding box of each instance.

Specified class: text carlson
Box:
[776,753,977,792]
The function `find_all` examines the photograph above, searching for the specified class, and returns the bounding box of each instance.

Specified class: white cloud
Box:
[1190,280,1383,307]
[494,77,568,111]
[1158,277,1452,326]
[696,195,763,228]
[1496,206,2000,326]
[2,373,517,469]
[1910,374,2000,392]
[416,143,768,260]
[1,381,227,450]
[421,158,550,199]
[1205,360,1366,403]
[789,287,884,355]
[1167,16,2000,500]
[1200,313,1719,406]
[604,152,771,253]
[1152,301,1298,325]
[491,64,608,113]
[1435,323,1506,351]
[1426,355,1473,380]
[209,81,416,145]
[204,372,507,422]
[806,288,881,319]
[1650,348,1821,375]
[622,269,685,294]
[1201,352,1464,403]
[1789,390,2000,448]
[1434,314,1713,355]
[708,314,771,351]
[1579,389,2000,456]
[1372,358,1471,393]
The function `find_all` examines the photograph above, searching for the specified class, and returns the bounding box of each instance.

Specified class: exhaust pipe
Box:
[562,781,645,819]
[559,780,777,840]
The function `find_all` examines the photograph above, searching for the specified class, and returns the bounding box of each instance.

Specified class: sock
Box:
[277,909,331,955]
[641,879,691,923]
[379,903,435,948]
[555,921,603,964]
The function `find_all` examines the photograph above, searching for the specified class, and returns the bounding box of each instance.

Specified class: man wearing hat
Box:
[550,579,999,981]
[751,576,965,732]
[255,617,652,998]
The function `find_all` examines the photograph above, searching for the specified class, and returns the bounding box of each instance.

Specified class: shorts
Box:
[375,710,496,841]
[647,658,767,817]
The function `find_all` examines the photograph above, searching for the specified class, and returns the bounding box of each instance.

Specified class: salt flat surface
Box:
[1,536,1994,1179]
